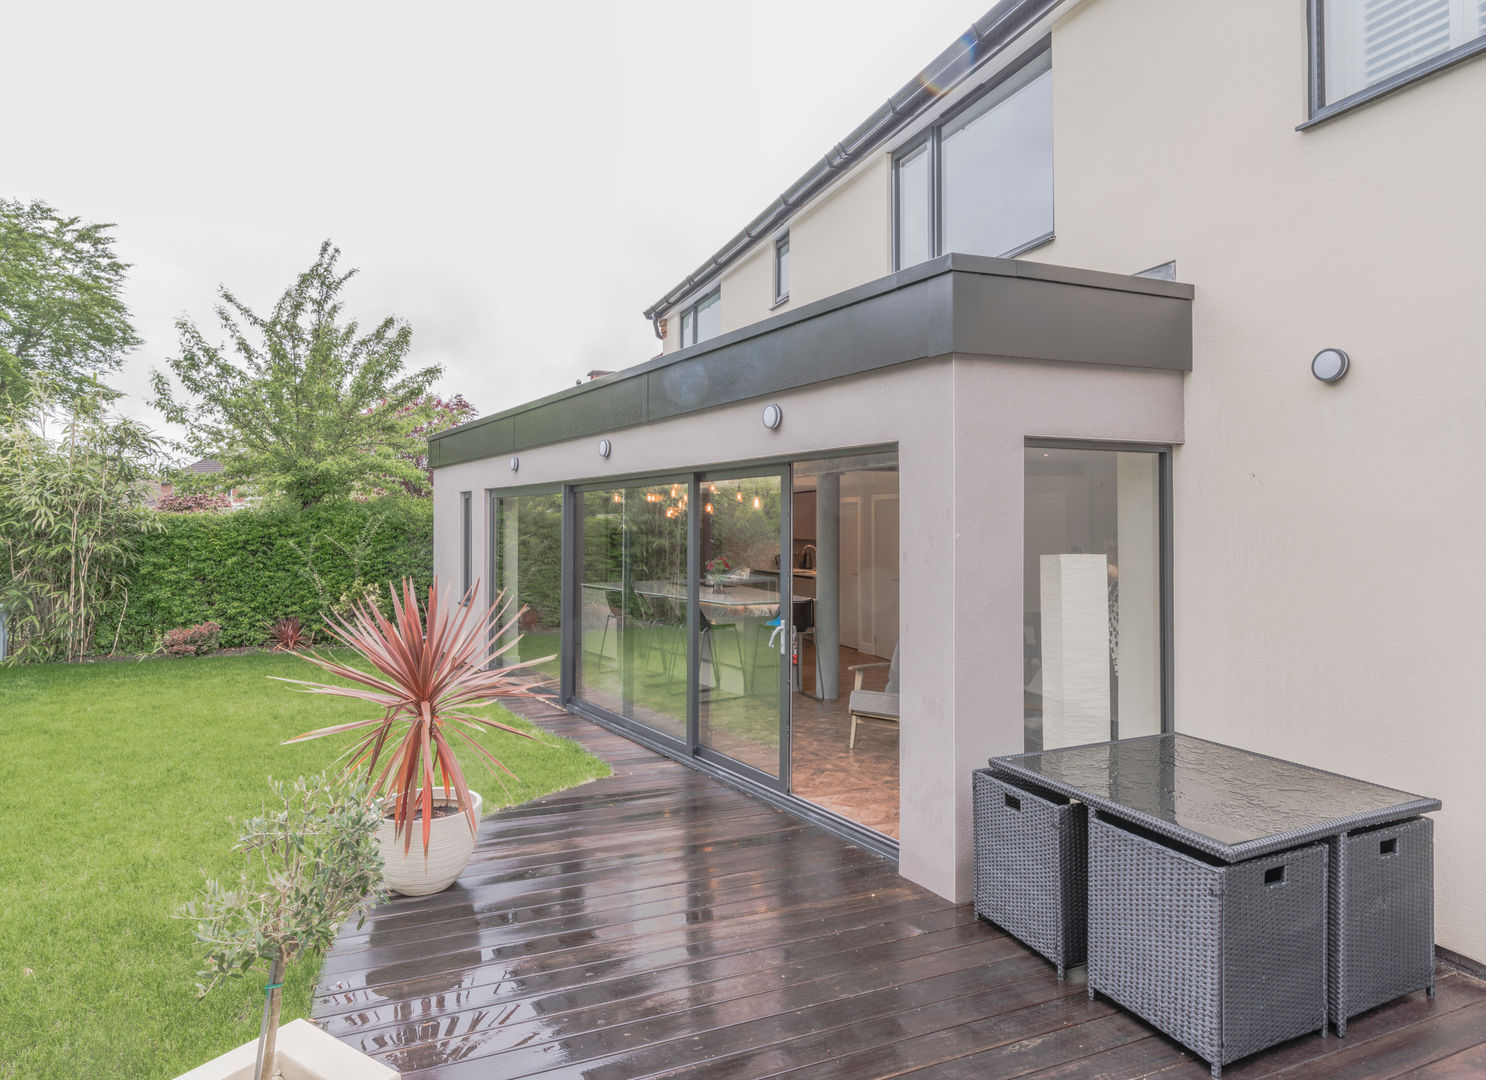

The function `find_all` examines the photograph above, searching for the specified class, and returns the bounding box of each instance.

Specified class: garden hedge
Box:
[97,498,433,653]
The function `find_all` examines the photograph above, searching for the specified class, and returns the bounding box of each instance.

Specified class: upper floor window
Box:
[1317,0,1486,109]
[774,234,790,304]
[679,288,721,347]
[894,47,1053,270]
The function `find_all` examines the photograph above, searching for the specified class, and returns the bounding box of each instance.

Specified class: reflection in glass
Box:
[494,492,563,681]
[1023,447,1161,751]
[895,142,931,268]
[693,290,721,344]
[575,483,689,741]
[697,475,783,776]
[941,55,1053,259]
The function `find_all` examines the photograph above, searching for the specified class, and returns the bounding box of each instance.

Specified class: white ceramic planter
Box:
[175,1018,398,1080]
[376,790,482,896]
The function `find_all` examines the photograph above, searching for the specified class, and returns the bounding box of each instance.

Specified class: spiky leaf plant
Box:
[278,577,552,853]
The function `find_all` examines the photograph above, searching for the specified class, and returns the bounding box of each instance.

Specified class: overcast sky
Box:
[8,0,986,441]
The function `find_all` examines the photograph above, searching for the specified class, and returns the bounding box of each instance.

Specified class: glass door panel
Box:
[696,472,786,781]
[575,481,690,743]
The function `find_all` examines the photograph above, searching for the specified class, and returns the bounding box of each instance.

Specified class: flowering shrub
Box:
[156,493,231,513]
[161,621,222,657]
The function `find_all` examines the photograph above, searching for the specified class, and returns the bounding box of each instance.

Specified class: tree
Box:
[0,198,141,412]
[377,393,477,496]
[150,242,441,508]
[0,403,165,661]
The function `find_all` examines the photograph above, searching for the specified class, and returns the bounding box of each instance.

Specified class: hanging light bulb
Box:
[736,491,744,502]
[753,496,761,509]
[704,503,714,514]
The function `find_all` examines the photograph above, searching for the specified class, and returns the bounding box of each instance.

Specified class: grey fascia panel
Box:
[431,256,1193,468]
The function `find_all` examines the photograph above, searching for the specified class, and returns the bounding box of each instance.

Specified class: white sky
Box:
[7,0,987,440]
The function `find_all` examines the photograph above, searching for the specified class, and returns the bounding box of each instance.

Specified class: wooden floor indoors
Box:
[314,696,1486,1080]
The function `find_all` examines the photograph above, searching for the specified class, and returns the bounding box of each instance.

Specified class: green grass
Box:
[0,650,610,1080]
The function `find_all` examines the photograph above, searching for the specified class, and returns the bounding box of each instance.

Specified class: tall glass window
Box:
[893,47,1053,269]
[575,482,690,742]
[1023,447,1163,752]
[894,141,931,268]
[940,53,1053,259]
[494,492,563,681]
[774,233,791,302]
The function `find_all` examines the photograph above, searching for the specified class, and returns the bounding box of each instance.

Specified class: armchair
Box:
[848,641,899,748]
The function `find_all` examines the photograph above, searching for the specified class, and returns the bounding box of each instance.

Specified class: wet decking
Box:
[314,698,1486,1079]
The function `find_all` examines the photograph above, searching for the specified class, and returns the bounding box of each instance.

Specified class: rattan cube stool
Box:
[1087,813,1328,1078]
[1328,816,1435,1035]
[972,768,1087,979]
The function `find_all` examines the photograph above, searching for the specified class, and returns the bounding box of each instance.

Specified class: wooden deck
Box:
[314,699,1486,1079]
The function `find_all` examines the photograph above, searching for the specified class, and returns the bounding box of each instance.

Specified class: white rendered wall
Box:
[434,356,1182,902]
[1047,0,1486,961]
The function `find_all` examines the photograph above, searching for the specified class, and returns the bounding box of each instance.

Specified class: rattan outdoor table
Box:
[986,733,1441,1078]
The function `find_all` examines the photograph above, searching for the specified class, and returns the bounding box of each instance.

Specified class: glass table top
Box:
[990,734,1440,859]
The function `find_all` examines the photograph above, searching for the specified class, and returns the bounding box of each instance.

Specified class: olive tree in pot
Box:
[182,773,387,1080]
[280,577,551,896]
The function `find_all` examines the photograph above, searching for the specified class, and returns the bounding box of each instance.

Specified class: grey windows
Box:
[680,288,721,348]
[893,47,1053,270]
[1312,0,1486,115]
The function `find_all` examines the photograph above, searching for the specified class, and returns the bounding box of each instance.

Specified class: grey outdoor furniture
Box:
[986,733,1441,1078]
[972,769,1086,979]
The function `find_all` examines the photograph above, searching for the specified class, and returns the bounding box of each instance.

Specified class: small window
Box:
[460,491,472,600]
[1316,0,1486,109]
[679,288,721,347]
[774,234,790,304]
[893,46,1053,270]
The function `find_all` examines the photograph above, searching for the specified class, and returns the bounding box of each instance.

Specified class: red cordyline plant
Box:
[267,616,308,651]
[276,577,552,854]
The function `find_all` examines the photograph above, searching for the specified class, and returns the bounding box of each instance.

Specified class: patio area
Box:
[313,697,1486,1079]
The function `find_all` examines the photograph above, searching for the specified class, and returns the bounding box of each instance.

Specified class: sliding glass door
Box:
[574,479,691,745]
[694,470,789,785]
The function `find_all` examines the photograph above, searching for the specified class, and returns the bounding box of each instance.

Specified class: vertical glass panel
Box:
[788,451,901,839]
[694,289,721,344]
[894,142,931,268]
[940,54,1053,258]
[681,309,694,347]
[460,491,472,597]
[575,483,689,741]
[775,235,790,300]
[1023,447,1161,752]
[495,492,564,681]
[697,475,784,777]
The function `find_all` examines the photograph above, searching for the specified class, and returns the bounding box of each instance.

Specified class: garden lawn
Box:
[0,650,610,1080]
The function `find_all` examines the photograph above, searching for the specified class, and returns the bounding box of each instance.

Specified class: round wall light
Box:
[597,438,612,459]
[1312,348,1350,383]
[508,456,519,473]
[762,403,783,430]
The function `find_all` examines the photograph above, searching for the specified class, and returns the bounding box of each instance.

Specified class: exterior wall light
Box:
[508,456,519,472]
[598,438,612,459]
[762,403,783,430]
[1312,348,1350,383]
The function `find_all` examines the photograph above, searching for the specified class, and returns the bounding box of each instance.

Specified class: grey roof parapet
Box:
[641,0,1060,321]
[431,254,1193,469]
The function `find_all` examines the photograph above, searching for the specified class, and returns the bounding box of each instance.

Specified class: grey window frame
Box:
[678,287,722,348]
[1302,0,1486,129]
[891,38,1054,271]
[1024,437,1175,736]
[772,233,790,306]
[459,490,472,601]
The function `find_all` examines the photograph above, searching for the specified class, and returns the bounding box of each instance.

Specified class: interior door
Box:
[870,493,900,659]
[693,469,788,787]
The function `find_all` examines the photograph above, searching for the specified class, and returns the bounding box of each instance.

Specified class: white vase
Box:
[376,790,483,896]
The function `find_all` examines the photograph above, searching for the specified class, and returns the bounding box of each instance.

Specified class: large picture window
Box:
[493,491,564,680]
[1315,0,1486,112]
[679,288,721,348]
[893,47,1053,269]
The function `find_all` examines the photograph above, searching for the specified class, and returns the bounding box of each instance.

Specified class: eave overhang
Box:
[431,254,1193,469]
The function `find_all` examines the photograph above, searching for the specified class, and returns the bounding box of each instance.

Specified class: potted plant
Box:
[181,773,388,1080]
[705,555,732,589]
[279,577,550,896]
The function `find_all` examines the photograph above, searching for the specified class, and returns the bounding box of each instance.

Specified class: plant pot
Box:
[175,1018,398,1079]
[376,790,482,896]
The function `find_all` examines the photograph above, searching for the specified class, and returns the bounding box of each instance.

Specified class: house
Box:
[429,0,1486,971]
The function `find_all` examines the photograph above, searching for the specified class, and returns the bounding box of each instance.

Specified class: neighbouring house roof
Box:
[432,254,1193,469]
[641,0,1059,322]
[186,458,224,473]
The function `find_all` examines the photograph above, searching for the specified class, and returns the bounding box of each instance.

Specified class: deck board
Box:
[315,697,1486,1079]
